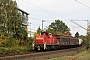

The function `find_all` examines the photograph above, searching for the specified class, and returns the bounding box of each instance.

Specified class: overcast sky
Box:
[16,0,90,36]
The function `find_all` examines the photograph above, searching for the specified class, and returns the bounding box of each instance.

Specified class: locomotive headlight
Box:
[32,42,35,49]
[44,42,47,49]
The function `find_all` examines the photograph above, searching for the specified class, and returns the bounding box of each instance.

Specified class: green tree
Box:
[79,35,87,44]
[37,26,42,34]
[75,32,79,38]
[46,19,70,34]
[0,0,28,47]
[0,0,26,38]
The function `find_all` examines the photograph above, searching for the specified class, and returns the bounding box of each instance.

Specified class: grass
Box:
[48,48,90,60]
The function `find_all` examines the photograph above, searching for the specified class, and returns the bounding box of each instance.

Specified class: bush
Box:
[0,36,34,55]
[0,47,10,55]
[0,46,33,55]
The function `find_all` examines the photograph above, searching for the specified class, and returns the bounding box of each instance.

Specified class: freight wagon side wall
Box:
[59,36,70,46]
[53,35,70,46]
[70,37,79,46]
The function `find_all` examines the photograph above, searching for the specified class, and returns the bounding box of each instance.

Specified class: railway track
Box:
[0,45,86,60]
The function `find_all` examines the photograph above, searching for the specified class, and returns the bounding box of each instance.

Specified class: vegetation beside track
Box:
[0,46,32,55]
[0,37,34,55]
[48,48,90,60]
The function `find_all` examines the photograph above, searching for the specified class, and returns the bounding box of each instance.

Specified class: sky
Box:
[16,0,90,36]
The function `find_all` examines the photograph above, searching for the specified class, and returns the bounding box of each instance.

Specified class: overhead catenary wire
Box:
[74,0,90,9]
[70,20,87,30]
[18,0,58,23]
[20,0,56,15]
[18,1,90,22]
[29,17,41,21]
[29,17,55,22]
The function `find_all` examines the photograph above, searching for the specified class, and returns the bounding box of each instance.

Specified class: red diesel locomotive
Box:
[32,32,83,51]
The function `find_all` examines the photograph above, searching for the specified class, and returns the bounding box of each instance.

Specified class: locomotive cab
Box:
[33,32,57,51]
[33,32,49,51]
